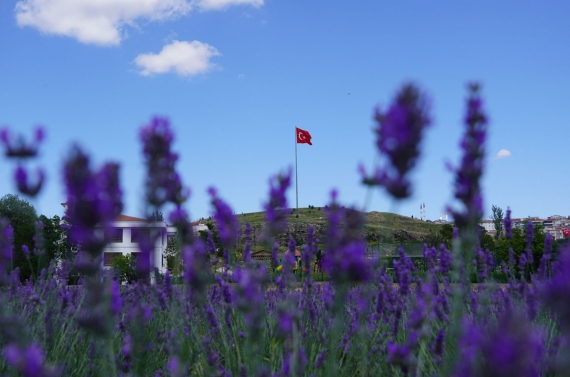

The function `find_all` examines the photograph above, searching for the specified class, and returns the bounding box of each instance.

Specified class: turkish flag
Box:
[563,229,570,237]
[296,127,312,145]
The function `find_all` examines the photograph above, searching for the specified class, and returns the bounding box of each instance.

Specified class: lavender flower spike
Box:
[140,116,189,208]
[0,126,45,158]
[0,220,14,283]
[4,342,60,377]
[262,169,292,242]
[362,83,431,199]
[208,187,239,253]
[450,83,488,230]
[15,166,45,197]
[504,207,513,239]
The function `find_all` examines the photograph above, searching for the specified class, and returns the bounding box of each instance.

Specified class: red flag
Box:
[563,229,570,237]
[296,127,312,145]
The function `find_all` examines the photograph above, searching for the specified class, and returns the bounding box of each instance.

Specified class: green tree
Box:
[39,214,73,265]
[491,205,504,241]
[0,194,37,280]
[111,254,139,284]
[423,224,453,249]
[164,236,183,275]
[494,221,546,270]
[149,211,164,221]
[199,222,222,258]
[477,225,495,253]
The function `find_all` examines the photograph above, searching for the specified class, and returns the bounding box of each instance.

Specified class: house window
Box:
[104,252,121,267]
[107,228,123,243]
[131,228,151,243]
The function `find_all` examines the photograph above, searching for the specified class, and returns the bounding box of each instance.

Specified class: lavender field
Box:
[1,84,569,377]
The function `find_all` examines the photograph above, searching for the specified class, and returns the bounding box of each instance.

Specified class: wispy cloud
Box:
[195,0,263,11]
[15,0,193,46]
[134,40,221,77]
[496,149,512,159]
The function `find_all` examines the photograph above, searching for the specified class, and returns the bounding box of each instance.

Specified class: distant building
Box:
[102,215,209,273]
[102,214,177,274]
[61,203,207,274]
[479,215,570,241]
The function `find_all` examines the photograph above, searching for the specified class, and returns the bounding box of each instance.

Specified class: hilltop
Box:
[202,207,443,250]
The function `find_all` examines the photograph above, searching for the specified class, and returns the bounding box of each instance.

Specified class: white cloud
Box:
[195,0,263,11]
[134,40,220,76]
[496,149,512,159]
[14,0,193,46]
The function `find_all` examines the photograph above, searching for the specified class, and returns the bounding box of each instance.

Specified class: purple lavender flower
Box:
[63,147,122,335]
[3,342,60,377]
[525,220,535,265]
[33,221,45,256]
[504,207,513,239]
[537,233,552,280]
[423,244,438,270]
[164,270,173,299]
[322,192,370,284]
[477,311,544,377]
[361,83,431,199]
[300,226,318,281]
[0,126,44,158]
[475,248,490,280]
[454,318,481,377]
[15,165,45,197]
[21,244,30,259]
[121,333,132,372]
[243,223,252,263]
[63,147,122,260]
[182,240,211,294]
[314,350,326,368]
[449,83,488,229]
[519,253,528,277]
[205,305,219,334]
[508,247,516,268]
[433,328,445,361]
[261,169,292,242]
[0,220,14,281]
[110,280,122,315]
[438,243,453,274]
[393,247,415,295]
[166,356,181,377]
[231,265,268,340]
[386,338,414,374]
[208,187,239,254]
[541,249,570,335]
[140,117,188,207]
[271,242,279,270]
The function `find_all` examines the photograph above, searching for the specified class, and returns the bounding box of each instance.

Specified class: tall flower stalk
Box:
[361,83,431,200]
[445,83,489,375]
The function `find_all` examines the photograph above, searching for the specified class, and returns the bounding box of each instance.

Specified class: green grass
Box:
[211,207,442,237]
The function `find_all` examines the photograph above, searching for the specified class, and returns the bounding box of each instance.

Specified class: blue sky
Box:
[1,0,569,222]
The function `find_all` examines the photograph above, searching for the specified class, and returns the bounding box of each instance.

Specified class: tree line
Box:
[0,193,73,281]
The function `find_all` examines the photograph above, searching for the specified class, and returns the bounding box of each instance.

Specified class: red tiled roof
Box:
[116,214,147,222]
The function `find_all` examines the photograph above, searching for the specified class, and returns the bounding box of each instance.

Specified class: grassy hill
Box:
[203,207,444,246]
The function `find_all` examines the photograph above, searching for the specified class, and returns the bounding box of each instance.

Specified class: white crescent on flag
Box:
[296,127,312,145]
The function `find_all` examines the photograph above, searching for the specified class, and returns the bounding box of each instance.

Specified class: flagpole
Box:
[295,127,298,210]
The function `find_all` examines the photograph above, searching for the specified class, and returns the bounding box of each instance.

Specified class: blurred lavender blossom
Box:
[361,83,431,199]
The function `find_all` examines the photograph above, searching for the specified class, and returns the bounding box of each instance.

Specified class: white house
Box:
[61,203,209,274]
[102,214,177,274]
[102,214,209,274]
